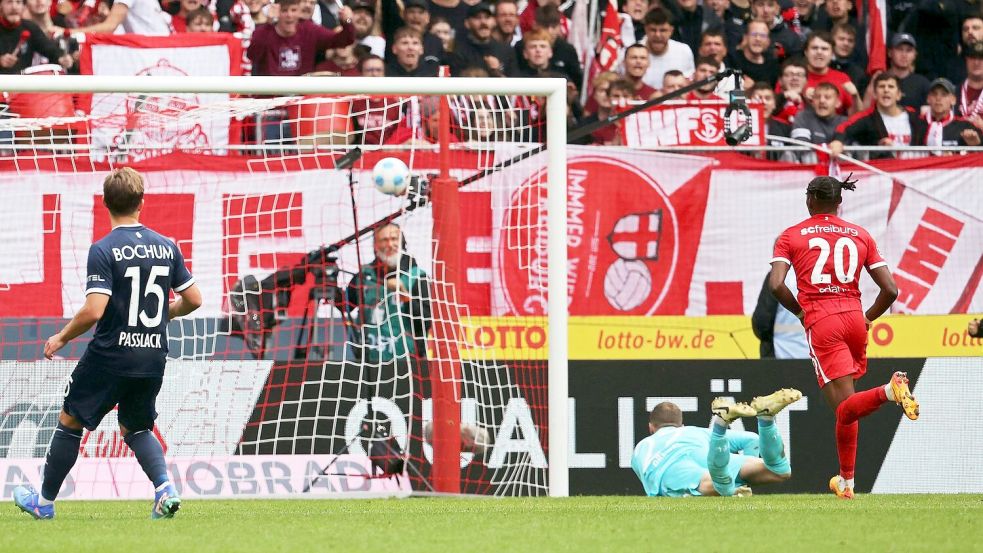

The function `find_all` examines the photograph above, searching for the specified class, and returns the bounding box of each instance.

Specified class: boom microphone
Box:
[725,122,750,147]
[723,70,753,146]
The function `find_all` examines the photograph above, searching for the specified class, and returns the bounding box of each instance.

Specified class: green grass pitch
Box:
[2,495,982,553]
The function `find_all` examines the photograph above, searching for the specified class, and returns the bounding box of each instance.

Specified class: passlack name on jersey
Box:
[117,331,163,348]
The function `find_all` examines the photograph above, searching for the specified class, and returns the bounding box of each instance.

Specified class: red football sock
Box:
[833,388,887,481]
[835,420,859,480]
[836,386,888,425]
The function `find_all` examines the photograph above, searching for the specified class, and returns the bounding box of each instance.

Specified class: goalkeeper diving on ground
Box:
[631,389,802,497]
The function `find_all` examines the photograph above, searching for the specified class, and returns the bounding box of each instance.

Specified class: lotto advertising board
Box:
[458,314,982,360]
[567,357,983,495]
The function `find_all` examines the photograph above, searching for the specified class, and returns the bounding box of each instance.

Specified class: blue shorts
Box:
[63,361,162,432]
[649,453,750,497]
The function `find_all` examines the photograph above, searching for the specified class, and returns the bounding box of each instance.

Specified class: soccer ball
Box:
[372,157,410,196]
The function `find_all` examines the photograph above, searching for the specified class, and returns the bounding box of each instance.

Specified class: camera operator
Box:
[343,223,431,363]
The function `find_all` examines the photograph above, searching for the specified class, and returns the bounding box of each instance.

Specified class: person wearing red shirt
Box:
[803,31,861,115]
[184,6,214,32]
[517,0,568,36]
[169,0,201,32]
[684,56,725,101]
[350,55,409,145]
[575,71,619,144]
[622,43,658,101]
[768,175,919,500]
[313,42,361,74]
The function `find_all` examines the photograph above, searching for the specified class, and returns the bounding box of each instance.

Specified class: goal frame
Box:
[0,74,570,497]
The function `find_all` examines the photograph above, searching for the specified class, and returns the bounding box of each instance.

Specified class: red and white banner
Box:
[492,152,715,316]
[0,156,432,319]
[0,150,980,320]
[79,34,243,162]
[863,0,888,75]
[488,150,981,316]
[619,101,766,147]
[592,0,623,75]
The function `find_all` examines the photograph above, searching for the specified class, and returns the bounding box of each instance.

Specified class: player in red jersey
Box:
[768,175,920,499]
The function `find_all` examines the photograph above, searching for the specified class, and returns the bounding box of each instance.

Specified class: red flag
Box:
[593,0,623,74]
[865,0,887,75]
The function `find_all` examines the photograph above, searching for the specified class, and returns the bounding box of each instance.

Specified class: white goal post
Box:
[0,74,569,497]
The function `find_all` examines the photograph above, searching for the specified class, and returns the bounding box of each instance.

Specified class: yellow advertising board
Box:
[458,315,982,360]
[459,317,551,361]
[568,316,759,360]
[865,315,982,358]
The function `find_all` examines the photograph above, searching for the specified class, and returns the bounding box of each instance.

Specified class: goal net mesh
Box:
[0,87,553,498]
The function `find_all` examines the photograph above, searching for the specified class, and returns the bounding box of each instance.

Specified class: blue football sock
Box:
[124,430,169,488]
[41,423,83,502]
[757,417,790,476]
[708,429,736,497]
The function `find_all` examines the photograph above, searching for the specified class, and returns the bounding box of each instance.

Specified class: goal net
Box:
[0,75,568,499]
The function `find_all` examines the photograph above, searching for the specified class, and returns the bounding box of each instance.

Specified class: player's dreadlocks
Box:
[806,173,858,203]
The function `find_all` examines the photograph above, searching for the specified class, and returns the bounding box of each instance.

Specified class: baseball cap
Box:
[350,0,374,12]
[966,41,983,59]
[890,33,916,48]
[467,2,493,17]
[403,0,428,11]
[929,77,956,95]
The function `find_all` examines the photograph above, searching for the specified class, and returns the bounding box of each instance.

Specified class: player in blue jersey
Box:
[631,388,802,497]
[13,168,202,520]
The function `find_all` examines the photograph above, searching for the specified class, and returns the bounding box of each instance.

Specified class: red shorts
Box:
[805,311,868,388]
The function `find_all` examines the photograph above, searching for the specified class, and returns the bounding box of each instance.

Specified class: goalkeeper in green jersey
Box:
[631,389,802,497]
[343,223,431,363]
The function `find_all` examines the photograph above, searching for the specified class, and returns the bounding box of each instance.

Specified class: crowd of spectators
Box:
[3,0,983,154]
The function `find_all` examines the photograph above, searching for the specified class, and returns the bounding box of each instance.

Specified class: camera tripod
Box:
[302,415,434,493]
[290,253,359,361]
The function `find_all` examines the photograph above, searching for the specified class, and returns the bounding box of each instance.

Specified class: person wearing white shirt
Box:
[640,7,694,90]
[71,0,172,35]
